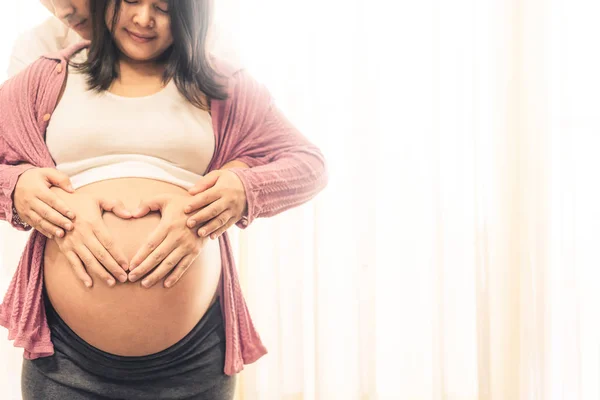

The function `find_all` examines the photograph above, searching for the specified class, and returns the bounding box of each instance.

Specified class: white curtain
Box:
[2,0,600,399]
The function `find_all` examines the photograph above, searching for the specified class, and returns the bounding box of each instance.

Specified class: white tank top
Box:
[46,59,215,190]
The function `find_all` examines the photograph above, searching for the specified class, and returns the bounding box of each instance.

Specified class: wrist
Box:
[12,205,30,228]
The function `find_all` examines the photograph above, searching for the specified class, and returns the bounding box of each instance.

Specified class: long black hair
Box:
[75,0,228,110]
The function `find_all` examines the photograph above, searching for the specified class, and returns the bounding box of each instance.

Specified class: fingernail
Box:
[56,230,63,237]
[188,220,196,228]
[164,280,173,288]
[199,230,206,237]
[142,279,151,288]
[67,212,75,219]
[122,263,129,271]
[119,274,127,283]
[65,223,73,230]
[184,206,192,213]
[107,278,115,286]
[211,234,216,240]
[68,185,74,192]
[123,211,132,217]
[129,273,137,281]
[85,281,92,288]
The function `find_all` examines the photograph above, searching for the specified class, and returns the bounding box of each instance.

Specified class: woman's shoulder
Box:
[209,53,244,81]
[209,55,269,99]
[9,41,89,88]
[42,41,91,64]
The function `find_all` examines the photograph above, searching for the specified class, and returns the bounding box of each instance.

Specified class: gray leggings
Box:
[21,298,236,400]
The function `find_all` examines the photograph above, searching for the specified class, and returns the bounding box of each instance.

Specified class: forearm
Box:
[229,148,328,224]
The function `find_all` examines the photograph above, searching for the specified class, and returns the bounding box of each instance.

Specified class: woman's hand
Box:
[185,168,248,240]
[13,167,76,239]
[52,190,132,288]
[129,194,207,289]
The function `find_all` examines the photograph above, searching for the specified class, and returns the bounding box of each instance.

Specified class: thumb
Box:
[131,195,168,218]
[189,171,220,195]
[45,169,74,193]
[98,199,132,219]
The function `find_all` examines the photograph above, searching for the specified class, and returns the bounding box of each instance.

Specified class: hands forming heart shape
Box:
[53,193,208,289]
[127,193,209,289]
[15,165,248,289]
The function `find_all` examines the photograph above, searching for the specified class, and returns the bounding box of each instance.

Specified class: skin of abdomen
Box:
[43,178,222,356]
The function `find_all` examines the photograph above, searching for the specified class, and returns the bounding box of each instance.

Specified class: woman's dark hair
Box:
[74,0,228,110]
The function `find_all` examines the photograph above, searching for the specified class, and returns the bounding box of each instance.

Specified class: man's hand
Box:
[14,167,76,238]
[185,169,248,239]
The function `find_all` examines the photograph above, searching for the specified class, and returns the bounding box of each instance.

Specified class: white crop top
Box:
[45,57,215,190]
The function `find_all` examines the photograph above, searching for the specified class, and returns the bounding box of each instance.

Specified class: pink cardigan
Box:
[0,43,327,375]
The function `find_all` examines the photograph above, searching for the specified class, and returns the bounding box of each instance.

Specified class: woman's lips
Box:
[125,29,157,44]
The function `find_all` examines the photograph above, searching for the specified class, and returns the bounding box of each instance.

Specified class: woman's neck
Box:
[109,57,169,98]
[117,56,166,86]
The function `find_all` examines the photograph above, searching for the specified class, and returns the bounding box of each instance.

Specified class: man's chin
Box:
[67,19,91,39]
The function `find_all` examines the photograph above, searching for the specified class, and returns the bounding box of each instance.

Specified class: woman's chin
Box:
[119,44,165,64]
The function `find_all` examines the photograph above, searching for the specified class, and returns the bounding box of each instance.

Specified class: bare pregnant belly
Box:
[43,178,222,356]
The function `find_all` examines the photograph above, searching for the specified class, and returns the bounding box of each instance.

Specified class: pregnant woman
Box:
[0,0,327,398]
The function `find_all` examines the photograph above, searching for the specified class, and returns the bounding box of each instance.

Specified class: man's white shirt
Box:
[7,16,82,78]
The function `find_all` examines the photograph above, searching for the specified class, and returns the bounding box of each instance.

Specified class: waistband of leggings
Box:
[44,294,224,380]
